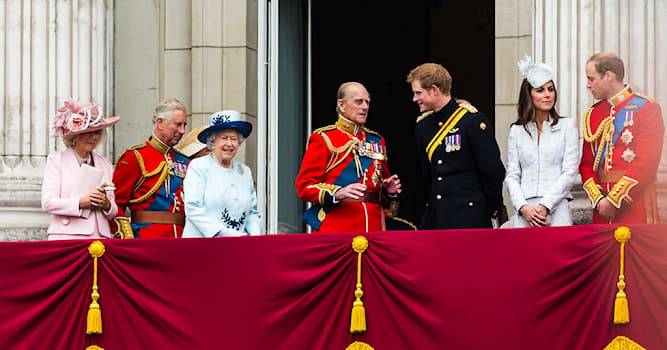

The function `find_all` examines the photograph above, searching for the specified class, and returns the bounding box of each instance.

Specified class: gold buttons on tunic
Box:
[438,122,443,127]
[437,159,443,165]
[436,194,442,200]
[468,202,474,206]
[436,177,442,181]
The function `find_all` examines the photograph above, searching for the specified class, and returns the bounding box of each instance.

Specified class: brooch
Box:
[551,125,561,132]
[620,129,633,146]
[622,148,636,163]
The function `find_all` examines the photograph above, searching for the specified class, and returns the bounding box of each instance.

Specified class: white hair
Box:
[205,129,245,150]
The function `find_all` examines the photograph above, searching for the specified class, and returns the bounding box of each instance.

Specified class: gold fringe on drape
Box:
[350,236,368,333]
[613,226,631,325]
[86,240,106,335]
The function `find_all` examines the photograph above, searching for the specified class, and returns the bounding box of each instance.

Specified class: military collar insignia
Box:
[148,133,171,154]
[609,85,633,107]
[336,115,361,135]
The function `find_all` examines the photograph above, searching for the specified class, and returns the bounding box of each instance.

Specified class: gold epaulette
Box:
[313,125,336,135]
[458,102,478,113]
[362,126,381,137]
[415,110,433,123]
[634,92,655,103]
[115,143,147,166]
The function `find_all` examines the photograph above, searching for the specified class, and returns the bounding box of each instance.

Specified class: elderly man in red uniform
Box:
[580,52,664,224]
[112,98,190,238]
[295,82,402,233]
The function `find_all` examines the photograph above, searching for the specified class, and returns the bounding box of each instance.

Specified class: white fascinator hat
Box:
[517,55,554,88]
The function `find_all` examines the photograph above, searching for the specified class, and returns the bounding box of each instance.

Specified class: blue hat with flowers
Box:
[197,110,252,143]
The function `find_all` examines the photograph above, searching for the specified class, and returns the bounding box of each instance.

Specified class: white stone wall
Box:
[114,0,258,174]
[0,0,114,240]
[496,0,667,224]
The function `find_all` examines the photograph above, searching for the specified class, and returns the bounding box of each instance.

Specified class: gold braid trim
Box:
[388,216,417,230]
[320,133,363,176]
[582,107,616,172]
[129,165,170,204]
[128,150,170,205]
[113,217,134,239]
[134,150,167,177]
[306,183,340,205]
[582,178,604,207]
[613,226,632,324]
[607,176,639,209]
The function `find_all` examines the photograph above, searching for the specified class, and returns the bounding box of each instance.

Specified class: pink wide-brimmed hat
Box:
[52,99,120,137]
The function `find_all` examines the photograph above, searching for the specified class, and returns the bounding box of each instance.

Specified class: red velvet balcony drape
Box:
[0,224,665,349]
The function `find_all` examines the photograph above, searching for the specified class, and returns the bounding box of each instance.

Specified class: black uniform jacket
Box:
[415,98,505,229]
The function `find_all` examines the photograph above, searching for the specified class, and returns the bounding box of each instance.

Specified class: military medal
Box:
[622,148,636,163]
[623,108,636,127]
[371,160,381,186]
[620,129,633,146]
[445,136,452,153]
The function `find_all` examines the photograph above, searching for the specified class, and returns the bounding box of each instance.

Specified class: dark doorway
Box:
[310,0,495,226]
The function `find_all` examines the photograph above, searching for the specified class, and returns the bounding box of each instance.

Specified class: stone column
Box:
[534,0,667,222]
[494,0,534,222]
[0,0,114,240]
[191,0,258,171]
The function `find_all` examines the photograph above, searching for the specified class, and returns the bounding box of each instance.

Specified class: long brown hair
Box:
[513,79,560,135]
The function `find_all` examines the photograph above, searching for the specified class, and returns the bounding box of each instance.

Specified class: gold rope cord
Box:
[613,226,631,324]
[582,109,616,172]
[321,133,363,176]
[350,236,368,333]
[86,240,106,335]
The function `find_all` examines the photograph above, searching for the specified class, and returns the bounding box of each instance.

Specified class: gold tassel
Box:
[350,236,368,333]
[86,241,106,335]
[613,226,631,324]
[86,346,105,350]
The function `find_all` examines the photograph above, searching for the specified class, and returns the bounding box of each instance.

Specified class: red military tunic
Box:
[112,135,190,237]
[295,115,395,233]
[580,86,664,224]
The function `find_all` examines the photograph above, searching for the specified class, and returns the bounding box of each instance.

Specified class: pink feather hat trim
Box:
[53,99,120,137]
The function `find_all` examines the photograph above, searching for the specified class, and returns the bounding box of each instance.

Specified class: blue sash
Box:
[598,96,648,170]
[135,152,189,234]
[302,133,382,229]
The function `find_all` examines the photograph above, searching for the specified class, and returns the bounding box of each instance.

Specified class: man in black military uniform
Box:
[407,63,505,229]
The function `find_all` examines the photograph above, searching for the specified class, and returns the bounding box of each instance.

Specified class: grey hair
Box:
[205,129,245,150]
[335,82,368,115]
[152,98,186,124]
